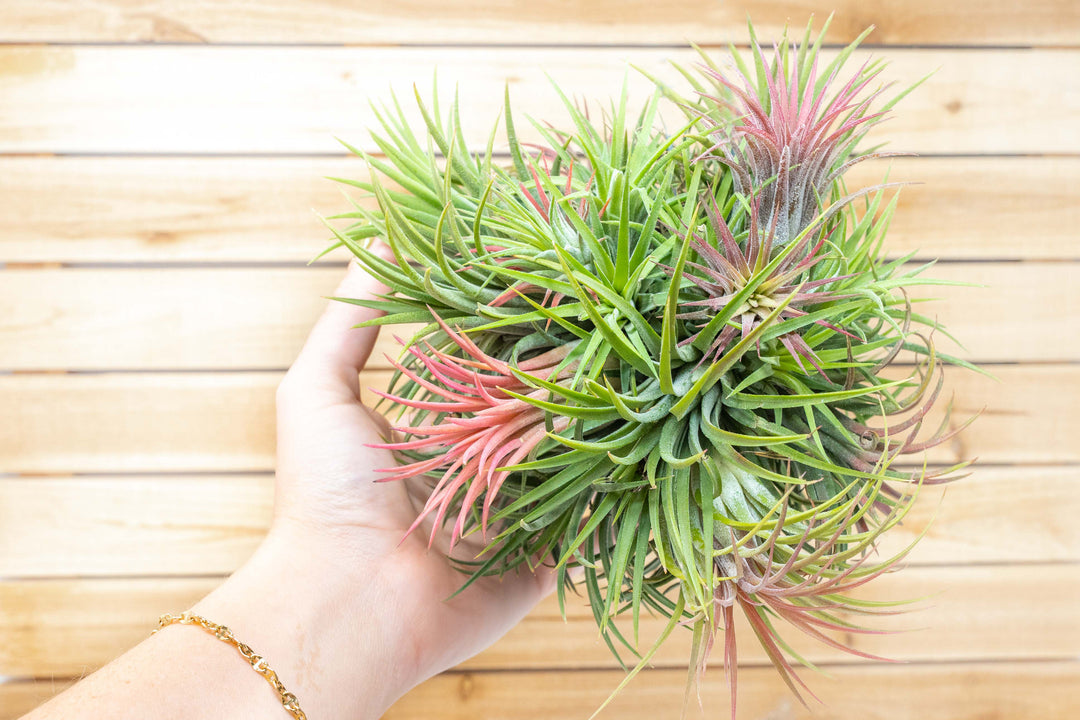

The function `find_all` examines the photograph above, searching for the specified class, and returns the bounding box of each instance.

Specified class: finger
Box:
[291,248,394,394]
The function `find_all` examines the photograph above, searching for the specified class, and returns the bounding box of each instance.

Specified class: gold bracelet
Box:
[153,611,307,720]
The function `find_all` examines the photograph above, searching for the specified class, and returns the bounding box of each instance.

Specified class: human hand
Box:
[23,258,556,720]
[219,256,555,717]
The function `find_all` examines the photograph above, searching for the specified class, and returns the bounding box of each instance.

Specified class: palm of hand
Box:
[271,259,554,683]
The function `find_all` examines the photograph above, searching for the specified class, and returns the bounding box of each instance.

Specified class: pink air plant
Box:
[677,197,855,375]
[370,315,575,548]
[697,41,900,247]
[517,143,597,224]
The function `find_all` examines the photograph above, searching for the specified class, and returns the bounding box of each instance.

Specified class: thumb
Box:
[290,250,393,396]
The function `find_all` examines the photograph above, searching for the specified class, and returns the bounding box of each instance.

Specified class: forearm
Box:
[22,528,418,720]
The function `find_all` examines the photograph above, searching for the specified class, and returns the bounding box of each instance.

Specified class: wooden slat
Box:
[370,564,1080,669]
[2,262,1075,370]
[389,662,1080,720]
[0,578,214,679]
[1,565,1075,679]
[0,372,282,474]
[0,679,77,720]
[2,156,1076,264]
[1,466,1075,578]
[0,156,352,264]
[5,661,1075,720]
[872,465,1080,564]
[0,1,1076,46]
[0,268,338,371]
[847,157,1080,262]
[0,363,1072,474]
[0,475,273,577]
[0,47,1075,154]
[0,682,75,720]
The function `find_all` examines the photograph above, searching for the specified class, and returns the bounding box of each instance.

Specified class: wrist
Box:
[191,524,420,720]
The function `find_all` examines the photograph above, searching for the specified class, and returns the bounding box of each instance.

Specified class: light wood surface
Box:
[4,661,1076,720]
[4,465,1076,578]
[1,262,1075,370]
[0,47,1076,155]
[1,564,1077,680]
[0,474,276,577]
[3,157,1076,263]
[4,364,1074,474]
[2,3,1077,719]
[1,1,1077,46]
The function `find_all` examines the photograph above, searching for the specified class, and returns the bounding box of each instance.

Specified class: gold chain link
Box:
[153,612,307,720]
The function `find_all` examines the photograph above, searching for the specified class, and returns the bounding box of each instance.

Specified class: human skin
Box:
[22,257,555,720]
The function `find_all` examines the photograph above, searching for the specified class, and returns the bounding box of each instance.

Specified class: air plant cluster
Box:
[322,19,975,717]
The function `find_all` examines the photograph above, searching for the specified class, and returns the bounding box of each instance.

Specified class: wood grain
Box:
[1,466,1076,578]
[871,465,1080,564]
[2,565,1075,679]
[5,660,1075,720]
[0,1,1076,46]
[0,372,282,475]
[386,661,1080,720]
[0,475,274,577]
[0,47,1075,155]
[0,679,78,720]
[0,268,340,371]
[1,261,1074,370]
[0,156,351,264]
[4,660,1075,720]
[1,156,1076,264]
[0,363,1069,474]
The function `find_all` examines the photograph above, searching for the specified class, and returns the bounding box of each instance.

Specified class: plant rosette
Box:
[320,18,978,717]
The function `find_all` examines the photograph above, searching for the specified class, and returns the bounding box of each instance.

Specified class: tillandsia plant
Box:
[319,18,978,717]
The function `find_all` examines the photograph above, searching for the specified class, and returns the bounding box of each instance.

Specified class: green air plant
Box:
[321,19,976,717]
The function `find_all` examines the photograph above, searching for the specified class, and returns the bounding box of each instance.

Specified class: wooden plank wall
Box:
[1,3,1078,718]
